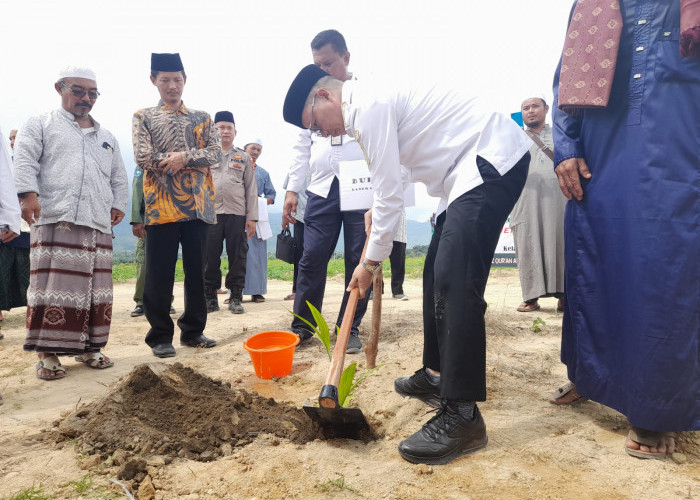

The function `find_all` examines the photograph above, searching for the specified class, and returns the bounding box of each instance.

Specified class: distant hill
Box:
[113,202,433,259]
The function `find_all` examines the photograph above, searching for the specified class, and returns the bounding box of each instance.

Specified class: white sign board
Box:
[338,160,373,211]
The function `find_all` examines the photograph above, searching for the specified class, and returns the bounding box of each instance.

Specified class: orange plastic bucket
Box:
[243,330,301,379]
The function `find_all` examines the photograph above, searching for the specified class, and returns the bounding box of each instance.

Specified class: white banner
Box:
[492,216,517,267]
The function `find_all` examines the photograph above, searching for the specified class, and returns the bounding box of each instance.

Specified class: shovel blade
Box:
[303,405,370,440]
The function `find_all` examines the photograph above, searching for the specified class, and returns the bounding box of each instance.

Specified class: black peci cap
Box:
[151,53,184,72]
[283,64,329,129]
[214,111,235,124]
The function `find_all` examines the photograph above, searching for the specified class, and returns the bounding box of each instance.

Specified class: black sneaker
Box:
[394,368,441,408]
[346,333,363,354]
[398,403,488,465]
[130,305,144,317]
[206,296,219,313]
[228,297,244,314]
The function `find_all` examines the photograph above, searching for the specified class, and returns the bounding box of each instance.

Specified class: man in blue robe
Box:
[553,0,699,459]
[242,139,275,303]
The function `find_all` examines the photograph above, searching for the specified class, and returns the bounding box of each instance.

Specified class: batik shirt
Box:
[132,100,221,225]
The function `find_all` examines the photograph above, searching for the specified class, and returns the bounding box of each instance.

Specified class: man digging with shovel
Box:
[283,65,531,465]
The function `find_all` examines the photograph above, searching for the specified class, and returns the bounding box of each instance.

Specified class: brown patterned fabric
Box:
[23,222,113,354]
[681,0,700,58]
[132,101,221,226]
[558,0,623,111]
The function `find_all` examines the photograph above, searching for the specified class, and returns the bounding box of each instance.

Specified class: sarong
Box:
[23,222,113,354]
[0,233,30,310]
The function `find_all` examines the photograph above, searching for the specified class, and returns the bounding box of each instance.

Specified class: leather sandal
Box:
[517,300,540,312]
[74,352,114,369]
[36,355,67,380]
[549,381,585,405]
[625,427,675,460]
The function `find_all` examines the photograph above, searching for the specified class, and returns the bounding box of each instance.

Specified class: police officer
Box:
[204,111,258,314]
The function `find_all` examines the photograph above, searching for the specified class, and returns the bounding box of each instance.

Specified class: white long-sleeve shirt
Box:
[286,128,364,198]
[342,80,532,262]
[0,128,21,235]
[13,108,129,234]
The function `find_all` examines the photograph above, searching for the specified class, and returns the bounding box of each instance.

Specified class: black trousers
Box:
[204,214,248,295]
[291,178,369,336]
[291,220,305,293]
[423,153,529,401]
[144,220,209,347]
[389,240,407,295]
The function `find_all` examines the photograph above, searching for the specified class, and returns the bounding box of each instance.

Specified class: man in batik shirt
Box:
[132,53,221,358]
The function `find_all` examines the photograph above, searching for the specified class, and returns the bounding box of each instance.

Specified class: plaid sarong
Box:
[23,222,113,354]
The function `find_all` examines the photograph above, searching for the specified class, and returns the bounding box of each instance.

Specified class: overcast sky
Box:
[1,0,573,221]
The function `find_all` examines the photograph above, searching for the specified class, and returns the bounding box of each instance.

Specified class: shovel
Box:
[303,231,372,439]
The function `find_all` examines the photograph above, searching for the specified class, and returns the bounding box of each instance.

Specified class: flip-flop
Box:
[625,427,674,460]
[36,355,67,380]
[74,352,114,369]
[549,381,586,405]
[517,301,540,312]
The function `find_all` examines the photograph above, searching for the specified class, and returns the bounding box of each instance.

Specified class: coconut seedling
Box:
[291,301,386,407]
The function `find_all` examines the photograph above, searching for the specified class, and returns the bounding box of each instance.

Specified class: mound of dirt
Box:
[55,363,323,463]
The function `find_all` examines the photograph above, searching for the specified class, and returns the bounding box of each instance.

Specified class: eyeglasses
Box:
[308,94,322,134]
[61,82,100,100]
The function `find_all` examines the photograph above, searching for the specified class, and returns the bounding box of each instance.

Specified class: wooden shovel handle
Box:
[364,269,382,369]
[319,229,371,408]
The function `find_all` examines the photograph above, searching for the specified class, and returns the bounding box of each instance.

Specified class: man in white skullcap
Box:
[242,138,275,303]
[13,66,128,381]
[510,93,566,314]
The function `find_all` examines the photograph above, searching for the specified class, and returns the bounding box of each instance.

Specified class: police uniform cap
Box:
[283,64,329,129]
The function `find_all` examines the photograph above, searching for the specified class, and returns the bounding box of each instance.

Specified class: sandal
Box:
[36,355,67,380]
[517,300,540,312]
[549,381,586,405]
[74,352,114,369]
[625,427,675,460]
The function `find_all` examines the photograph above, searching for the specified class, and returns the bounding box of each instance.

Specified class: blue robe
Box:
[553,0,699,432]
[243,165,276,296]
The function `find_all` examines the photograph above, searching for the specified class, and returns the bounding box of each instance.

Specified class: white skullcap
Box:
[58,66,97,81]
[244,138,263,147]
[522,92,549,105]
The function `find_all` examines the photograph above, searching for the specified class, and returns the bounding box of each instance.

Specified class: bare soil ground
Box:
[0,269,697,500]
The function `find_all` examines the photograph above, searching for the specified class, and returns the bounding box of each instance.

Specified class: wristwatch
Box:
[360,260,382,275]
